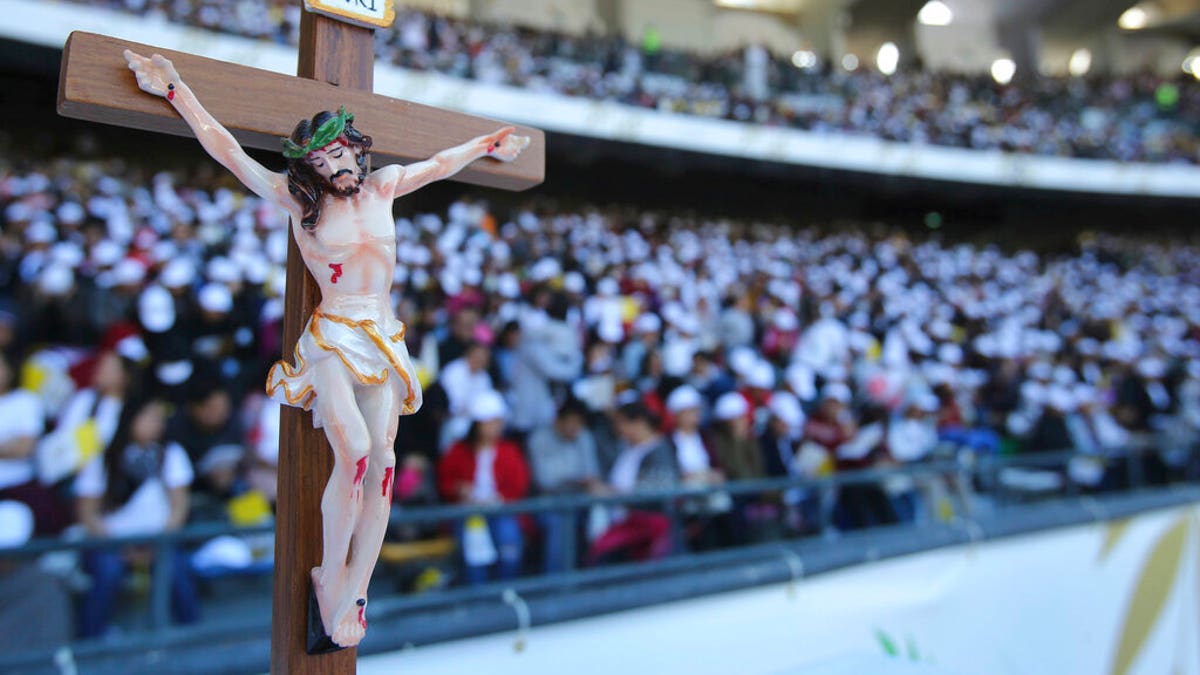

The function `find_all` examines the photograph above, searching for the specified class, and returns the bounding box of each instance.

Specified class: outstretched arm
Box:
[387,127,531,199]
[124,50,293,209]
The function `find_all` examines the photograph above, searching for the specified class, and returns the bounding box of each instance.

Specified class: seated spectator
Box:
[437,391,530,585]
[508,296,583,437]
[588,403,678,565]
[38,345,141,487]
[526,399,602,573]
[708,391,765,483]
[830,405,899,530]
[440,342,493,418]
[0,351,63,535]
[168,381,245,502]
[75,395,199,638]
[667,385,733,549]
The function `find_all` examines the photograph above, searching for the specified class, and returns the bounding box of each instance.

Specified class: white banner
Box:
[363,504,1200,675]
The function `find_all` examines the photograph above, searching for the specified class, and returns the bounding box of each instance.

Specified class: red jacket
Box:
[437,439,530,504]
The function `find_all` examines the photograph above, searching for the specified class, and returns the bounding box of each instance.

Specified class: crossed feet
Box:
[312,566,369,647]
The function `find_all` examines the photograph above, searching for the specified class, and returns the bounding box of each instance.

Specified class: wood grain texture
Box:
[57,31,545,191]
[272,10,366,675]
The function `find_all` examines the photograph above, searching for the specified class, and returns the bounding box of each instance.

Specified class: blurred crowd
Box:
[2,149,1200,639]
[61,0,1200,164]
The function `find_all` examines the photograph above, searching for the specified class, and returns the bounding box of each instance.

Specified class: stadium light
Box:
[917,1,953,26]
[792,50,818,69]
[876,42,899,76]
[1118,6,1148,29]
[1068,49,1092,77]
[842,53,860,71]
[991,58,1016,84]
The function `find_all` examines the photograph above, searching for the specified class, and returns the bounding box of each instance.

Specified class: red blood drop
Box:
[354,457,367,485]
[358,606,367,629]
[167,90,175,101]
[382,466,394,498]
[328,263,343,284]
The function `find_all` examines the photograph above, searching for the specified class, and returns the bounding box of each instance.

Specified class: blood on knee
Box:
[382,466,394,498]
[353,457,368,485]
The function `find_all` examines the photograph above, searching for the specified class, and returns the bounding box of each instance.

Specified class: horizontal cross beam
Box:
[57,31,545,191]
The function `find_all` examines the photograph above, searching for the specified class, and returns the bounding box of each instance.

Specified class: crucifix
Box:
[57,3,544,672]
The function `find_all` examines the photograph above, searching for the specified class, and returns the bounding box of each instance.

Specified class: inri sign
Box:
[303,0,395,29]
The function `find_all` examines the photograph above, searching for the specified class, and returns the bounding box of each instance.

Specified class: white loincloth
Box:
[266,310,422,429]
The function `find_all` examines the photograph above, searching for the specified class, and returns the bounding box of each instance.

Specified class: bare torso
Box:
[290,171,398,322]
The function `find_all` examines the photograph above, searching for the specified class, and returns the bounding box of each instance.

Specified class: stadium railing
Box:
[0,443,1193,673]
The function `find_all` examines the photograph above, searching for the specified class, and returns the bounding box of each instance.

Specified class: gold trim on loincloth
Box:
[265,310,417,414]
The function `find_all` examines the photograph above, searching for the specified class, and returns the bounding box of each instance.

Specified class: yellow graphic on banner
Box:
[74,418,102,468]
[303,0,395,29]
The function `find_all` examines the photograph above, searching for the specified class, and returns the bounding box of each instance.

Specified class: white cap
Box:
[469,389,508,422]
[462,268,483,287]
[563,271,586,294]
[92,240,123,267]
[785,363,817,401]
[937,343,963,365]
[597,278,619,296]
[746,360,775,390]
[1137,358,1166,379]
[729,347,758,378]
[0,501,34,548]
[666,385,703,413]
[633,313,662,334]
[156,359,193,386]
[773,309,798,331]
[112,259,146,286]
[1047,386,1076,412]
[198,283,233,314]
[139,285,176,333]
[497,273,520,299]
[115,335,149,362]
[713,392,749,421]
[767,392,805,430]
[823,382,852,404]
[1028,361,1053,380]
[160,259,195,289]
[598,320,624,344]
[25,220,56,244]
[56,201,85,224]
[662,340,695,377]
[207,256,241,284]
[38,265,74,296]
[50,242,84,268]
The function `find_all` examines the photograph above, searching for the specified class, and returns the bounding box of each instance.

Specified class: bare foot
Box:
[311,566,346,636]
[330,597,367,647]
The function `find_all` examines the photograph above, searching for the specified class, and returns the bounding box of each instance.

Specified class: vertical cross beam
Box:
[270,8,374,674]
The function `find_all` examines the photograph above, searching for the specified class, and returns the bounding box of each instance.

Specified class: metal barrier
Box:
[0,443,1188,673]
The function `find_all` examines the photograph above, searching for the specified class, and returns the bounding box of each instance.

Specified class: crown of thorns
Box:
[281,106,354,159]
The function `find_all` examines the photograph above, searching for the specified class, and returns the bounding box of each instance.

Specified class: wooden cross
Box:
[56,7,544,674]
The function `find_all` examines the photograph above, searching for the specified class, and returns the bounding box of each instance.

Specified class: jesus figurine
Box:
[125,50,530,648]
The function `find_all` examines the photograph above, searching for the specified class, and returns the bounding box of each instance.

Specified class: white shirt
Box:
[75,442,193,537]
[0,390,44,489]
[609,442,655,494]
[470,446,498,503]
[439,358,493,417]
[671,431,711,476]
[56,389,122,451]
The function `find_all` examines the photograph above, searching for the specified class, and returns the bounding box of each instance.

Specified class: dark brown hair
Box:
[285,111,373,231]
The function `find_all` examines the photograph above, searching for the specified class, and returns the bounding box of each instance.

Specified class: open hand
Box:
[124,49,181,99]
[484,127,531,162]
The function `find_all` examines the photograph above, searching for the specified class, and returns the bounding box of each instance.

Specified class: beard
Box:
[327,168,366,197]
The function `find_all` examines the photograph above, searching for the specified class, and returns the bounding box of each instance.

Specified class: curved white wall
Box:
[363,504,1200,675]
